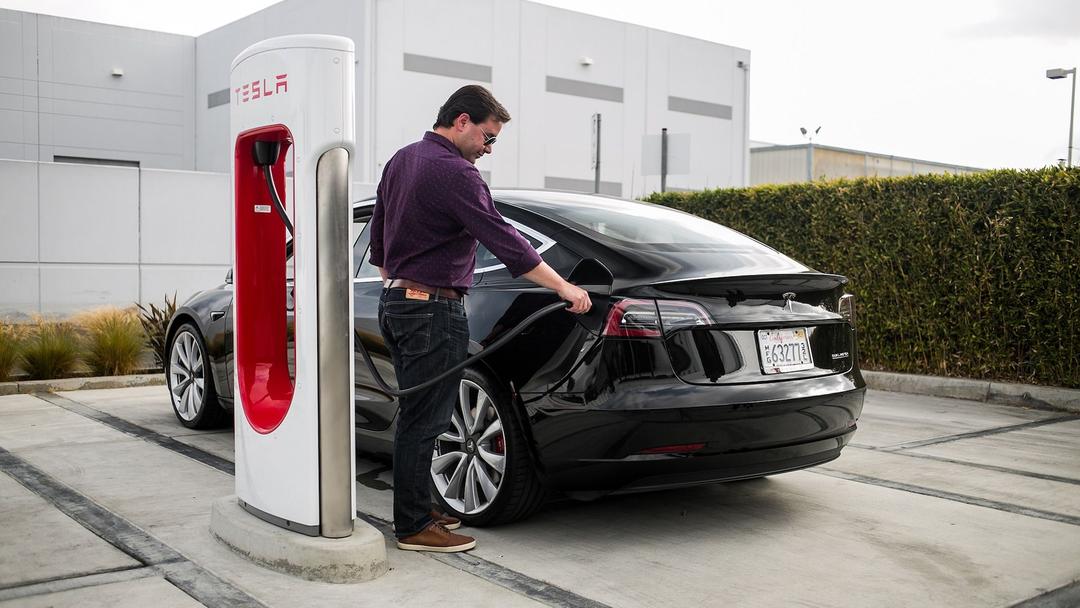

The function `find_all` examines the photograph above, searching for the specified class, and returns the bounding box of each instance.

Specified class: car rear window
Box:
[499,192,778,253]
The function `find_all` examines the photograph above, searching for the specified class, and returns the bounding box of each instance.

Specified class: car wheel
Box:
[431,368,545,526]
[167,322,227,429]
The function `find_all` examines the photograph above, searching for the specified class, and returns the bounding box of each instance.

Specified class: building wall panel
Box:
[0,264,39,319]
[38,162,138,264]
[0,160,38,262]
[39,264,138,315]
[140,169,230,265]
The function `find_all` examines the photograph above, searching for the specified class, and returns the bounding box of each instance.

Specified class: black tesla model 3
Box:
[165,189,865,525]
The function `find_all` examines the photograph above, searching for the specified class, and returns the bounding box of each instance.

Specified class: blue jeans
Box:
[378,288,469,538]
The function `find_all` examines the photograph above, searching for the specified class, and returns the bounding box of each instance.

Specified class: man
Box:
[369,85,591,553]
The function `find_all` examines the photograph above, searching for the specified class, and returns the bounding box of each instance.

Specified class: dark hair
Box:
[433,85,511,129]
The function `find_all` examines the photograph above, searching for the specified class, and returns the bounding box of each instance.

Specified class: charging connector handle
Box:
[253,140,294,236]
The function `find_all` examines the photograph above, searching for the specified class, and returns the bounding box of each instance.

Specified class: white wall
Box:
[0,10,195,169]
[0,160,229,318]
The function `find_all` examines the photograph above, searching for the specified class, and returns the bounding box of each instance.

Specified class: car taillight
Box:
[656,300,712,331]
[603,299,661,338]
[839,294,856,327]
[602,299,713,338]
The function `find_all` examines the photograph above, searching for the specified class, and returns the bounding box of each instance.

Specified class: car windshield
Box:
[499,191,779,253]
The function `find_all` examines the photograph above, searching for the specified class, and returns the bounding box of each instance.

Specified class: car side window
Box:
[474,221,554,273]
[354,221,378,279]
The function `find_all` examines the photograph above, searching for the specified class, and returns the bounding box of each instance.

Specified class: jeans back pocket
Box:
[383,311,435,357]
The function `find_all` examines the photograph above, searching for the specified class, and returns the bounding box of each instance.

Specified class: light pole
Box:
[1046,67,1076,167]
[800,126,821,181]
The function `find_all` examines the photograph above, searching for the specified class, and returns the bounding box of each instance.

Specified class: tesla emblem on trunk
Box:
[782,292,797,312]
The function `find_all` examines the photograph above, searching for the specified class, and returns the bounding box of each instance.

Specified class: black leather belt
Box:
[386,279,463,301]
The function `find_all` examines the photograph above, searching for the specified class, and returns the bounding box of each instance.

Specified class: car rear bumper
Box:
[527,384,865,493]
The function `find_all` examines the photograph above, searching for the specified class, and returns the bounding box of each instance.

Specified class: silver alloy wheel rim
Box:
[432,379,506,515]
[169,331,205,422]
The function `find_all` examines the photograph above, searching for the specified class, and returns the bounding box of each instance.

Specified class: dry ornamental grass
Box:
[73,307,146,377]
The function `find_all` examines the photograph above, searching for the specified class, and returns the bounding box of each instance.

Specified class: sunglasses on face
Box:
[473,121,497,146]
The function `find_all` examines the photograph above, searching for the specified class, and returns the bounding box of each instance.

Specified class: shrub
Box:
[646,166,1080,388]
[136,293,177,370]
[21,319,81,380]
[0,325,23,382]
[74,307,145,377]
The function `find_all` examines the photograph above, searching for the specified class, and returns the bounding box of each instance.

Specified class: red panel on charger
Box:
[234,124,295,433]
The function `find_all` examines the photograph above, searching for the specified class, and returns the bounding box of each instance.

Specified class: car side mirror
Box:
[225,268,233,285]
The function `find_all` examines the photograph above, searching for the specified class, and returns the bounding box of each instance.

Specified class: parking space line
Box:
[880,415,1080,452]
[813,468,1080,527]
[0,446,266,607]
[354,512,613,608]
[31,392,612,608]
[0,566,157,602]
[848,445,1080,486]
[31,392,235,475]
[0,564,145,592]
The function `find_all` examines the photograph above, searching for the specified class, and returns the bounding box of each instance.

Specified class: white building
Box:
[750,143,983,185]
[0,1,750,316]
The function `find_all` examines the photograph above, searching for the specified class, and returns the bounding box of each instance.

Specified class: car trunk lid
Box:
[643,273,855,385]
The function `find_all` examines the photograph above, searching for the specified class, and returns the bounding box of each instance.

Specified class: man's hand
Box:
[557,282,592,314]
[521,262,592,314]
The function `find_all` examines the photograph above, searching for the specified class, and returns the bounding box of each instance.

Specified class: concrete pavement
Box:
[1,386,1078,607]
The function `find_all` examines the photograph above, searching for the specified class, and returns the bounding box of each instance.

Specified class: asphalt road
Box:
[1,386,1078,607]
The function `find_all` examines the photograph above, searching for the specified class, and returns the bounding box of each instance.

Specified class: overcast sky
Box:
[3,0,1078,169]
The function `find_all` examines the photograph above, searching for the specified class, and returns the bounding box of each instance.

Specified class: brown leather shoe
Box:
[431,509,461,530]
[397,523,476,553]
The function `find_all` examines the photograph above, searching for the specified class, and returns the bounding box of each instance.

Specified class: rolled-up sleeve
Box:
[450,171,541,278]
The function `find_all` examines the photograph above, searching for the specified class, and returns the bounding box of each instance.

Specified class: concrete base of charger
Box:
[210,496,388,583]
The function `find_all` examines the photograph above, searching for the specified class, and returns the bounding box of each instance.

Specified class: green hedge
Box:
[645,167,1080,388]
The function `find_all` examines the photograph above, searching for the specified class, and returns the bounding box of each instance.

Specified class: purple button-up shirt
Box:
[369,132,542,292]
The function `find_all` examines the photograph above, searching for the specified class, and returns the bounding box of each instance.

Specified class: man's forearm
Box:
[520,262,567,291]
[521,261,592,313]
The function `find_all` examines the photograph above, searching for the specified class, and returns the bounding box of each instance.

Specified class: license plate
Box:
[757,328,814,374]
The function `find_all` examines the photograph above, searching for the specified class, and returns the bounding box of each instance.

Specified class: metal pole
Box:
[1069,70,1076,167]
[316,147,354,538]
[660,128,668,193]
[593,113,601,193]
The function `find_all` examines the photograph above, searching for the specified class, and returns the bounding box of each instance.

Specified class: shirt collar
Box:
[424,131,463,158]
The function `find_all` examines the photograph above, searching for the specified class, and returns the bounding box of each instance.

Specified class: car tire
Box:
[166,322,228,430]
[431,367,545,526]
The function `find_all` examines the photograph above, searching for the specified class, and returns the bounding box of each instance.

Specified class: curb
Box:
[863,370,1080,413]
[0,373,165,396]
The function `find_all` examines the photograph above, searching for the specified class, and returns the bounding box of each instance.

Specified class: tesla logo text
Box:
[235,74,288,104]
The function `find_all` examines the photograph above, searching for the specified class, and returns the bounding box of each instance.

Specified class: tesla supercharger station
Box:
[230,34,355,539]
